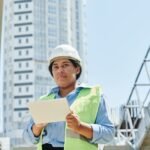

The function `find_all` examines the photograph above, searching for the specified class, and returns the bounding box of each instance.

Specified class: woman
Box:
[23,44,115,150]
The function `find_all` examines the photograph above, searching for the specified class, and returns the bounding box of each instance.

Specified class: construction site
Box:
[0,48,149,149]
[0,0,150,150]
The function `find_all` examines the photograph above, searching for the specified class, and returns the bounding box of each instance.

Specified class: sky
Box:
[86,0,150,107]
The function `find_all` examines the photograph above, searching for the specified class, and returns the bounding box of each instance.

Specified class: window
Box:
[18,87,22,92]
[4,105,6,111]
[18,112,22,118]
[26,50,29,55]
[18,63,22,68]
[3,82,6,90]
[26,74,29,79]
[18,51,22,56]
[18,27,22,32]
[3,93,6,99]
[26,15,29,20]
[18,16,21,20]
[4,117,7,123]
[19,100,22,105]
[18,4,21,9]
[26,26,29,31]
[26,87,29,92]
[25,3,28,8]
[18,39,22,44]
[26,62,29,67]
[18,75,22,80]
[26,38,29,43]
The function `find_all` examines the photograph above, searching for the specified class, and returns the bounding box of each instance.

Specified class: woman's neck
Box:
[59,83,76,97]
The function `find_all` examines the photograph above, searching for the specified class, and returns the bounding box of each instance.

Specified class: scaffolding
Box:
[117,47,150,149]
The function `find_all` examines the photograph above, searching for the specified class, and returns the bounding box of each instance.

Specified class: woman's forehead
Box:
[53,58,71,64]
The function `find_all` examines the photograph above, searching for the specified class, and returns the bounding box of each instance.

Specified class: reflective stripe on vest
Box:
[37,86,101,150]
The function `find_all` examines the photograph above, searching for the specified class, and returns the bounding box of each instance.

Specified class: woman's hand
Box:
[32,123,47,137]
[66,111,93,139]
[66,111,81,132]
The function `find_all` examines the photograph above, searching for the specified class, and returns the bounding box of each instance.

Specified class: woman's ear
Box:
[76,66,80,75]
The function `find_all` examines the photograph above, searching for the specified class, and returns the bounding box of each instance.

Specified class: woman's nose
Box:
[57,66,64,72]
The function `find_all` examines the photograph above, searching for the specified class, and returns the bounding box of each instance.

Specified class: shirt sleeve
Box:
[23,118,40,144]
[23,89,58,145]
[89,95,115,144]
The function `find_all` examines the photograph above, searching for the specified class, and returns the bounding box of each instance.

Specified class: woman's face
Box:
[52,58,80,88]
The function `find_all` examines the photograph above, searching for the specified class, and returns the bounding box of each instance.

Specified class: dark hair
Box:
[48,59,82,80]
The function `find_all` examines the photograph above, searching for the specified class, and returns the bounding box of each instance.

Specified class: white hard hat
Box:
[49,44,82,64]
[48,44,82,79]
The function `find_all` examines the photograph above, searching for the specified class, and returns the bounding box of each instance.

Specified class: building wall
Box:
[2,0,14,135]
[0,0,3,38]
[0,0,3,134]
[13,0,34,124]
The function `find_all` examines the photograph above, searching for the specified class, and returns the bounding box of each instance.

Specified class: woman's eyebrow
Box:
[53,61,71,65]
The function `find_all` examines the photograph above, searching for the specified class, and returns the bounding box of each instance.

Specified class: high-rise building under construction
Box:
[1,0,87,147]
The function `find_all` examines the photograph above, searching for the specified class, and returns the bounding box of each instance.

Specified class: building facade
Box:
[0,0,3,135]
[1,0,87,147]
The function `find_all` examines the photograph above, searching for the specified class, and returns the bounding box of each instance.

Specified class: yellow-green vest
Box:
[37,86,101,150]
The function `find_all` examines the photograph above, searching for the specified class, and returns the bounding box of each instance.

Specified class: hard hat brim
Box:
[49,56,81,65]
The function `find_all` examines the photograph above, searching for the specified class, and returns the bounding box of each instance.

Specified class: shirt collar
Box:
[50,82,92,95]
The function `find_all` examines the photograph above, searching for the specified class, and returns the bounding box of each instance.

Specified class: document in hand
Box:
[27,98,70,124]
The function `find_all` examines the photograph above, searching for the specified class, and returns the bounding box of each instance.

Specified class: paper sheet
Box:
[27,98,70,124]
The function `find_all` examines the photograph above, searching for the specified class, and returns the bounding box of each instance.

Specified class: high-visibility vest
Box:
[37,86,101,150]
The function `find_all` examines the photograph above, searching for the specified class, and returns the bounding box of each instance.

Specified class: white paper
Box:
[27,98,70,124]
